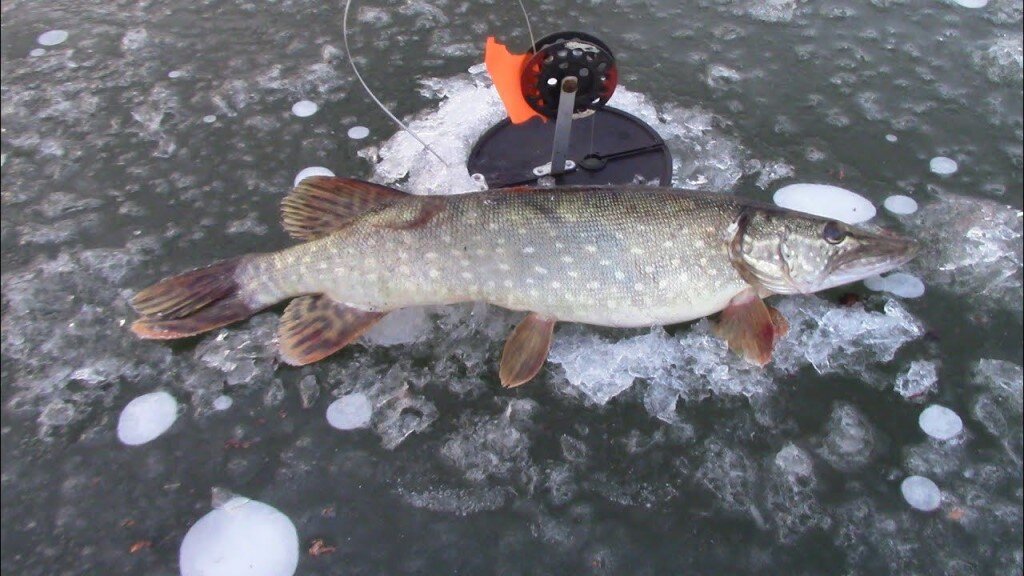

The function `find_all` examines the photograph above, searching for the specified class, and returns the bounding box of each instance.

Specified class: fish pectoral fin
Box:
[281,176,409,241]
[711,290,787,367]
[499,312,557,388]
[278,295,385,366]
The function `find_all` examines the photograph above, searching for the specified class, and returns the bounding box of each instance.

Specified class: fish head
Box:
[728,208,920,295]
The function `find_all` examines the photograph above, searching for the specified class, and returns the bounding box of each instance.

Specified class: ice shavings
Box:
[116,391,178,445]
[773,183,877,224]
[894,360,939,399]
[179,492,298,576]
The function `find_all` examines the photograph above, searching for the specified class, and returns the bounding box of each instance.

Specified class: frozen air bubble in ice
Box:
[291,100,318,117]
[773,183,877,224]
[885,134,898,143]
[293,166,335,186]
[202,115,216,124]
[919,405,963,440]
[326,393,372,430]
[863,273,925,298]
[929,156,958,175]
[900,475,942,511]
[37,30,68,46]
[180,494,299,576]
[29,48,45,57]
[884,195,918,215]
[212,395,234,411]
[949,0,987,7]
[348,126,370,140]
[117,391,178,445]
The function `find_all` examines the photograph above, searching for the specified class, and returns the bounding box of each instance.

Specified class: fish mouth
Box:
[818,230,920,290]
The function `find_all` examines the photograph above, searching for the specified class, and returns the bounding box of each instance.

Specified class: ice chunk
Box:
[900,476,941,511]
[929,156,958,175]
[326,393,372,430]
[180,493,298,576]
[894,360,939,399]
[290,100,318,117]
[293,166,334,186]
[441,401,535,482]
[773,184,877,224]
[37,30,69,46]
[347,126,370,140]
[863,273,925,298]
[212,395,234,411]
[820,403,877,471]
[362,307,432,346]
[883,194,918,215]
[919,405,963,440]
[116,391,178,446]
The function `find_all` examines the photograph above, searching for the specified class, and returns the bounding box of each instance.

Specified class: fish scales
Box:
[237,187,749,327]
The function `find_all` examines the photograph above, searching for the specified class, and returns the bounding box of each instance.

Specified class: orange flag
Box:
[484,37,543,124]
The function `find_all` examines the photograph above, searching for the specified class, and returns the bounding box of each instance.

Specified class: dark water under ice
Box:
[2,0,1022,573]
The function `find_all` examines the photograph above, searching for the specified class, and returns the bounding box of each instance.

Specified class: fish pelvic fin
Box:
[499,312,557,388]
[281,176,410,241]
[711,289,787,366]
[131,256,259,339]
[278,295,385,365]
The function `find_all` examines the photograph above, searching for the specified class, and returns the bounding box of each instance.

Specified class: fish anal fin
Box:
[712,291,786,367]
[499,312,557,388]
[281,176,409,241]
[278,295,385,365]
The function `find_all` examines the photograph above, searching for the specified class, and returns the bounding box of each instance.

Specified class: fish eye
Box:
[822,221,847,245]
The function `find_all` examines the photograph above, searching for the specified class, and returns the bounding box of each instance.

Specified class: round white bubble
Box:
[326,393,373,430]
[180,496,299,576]
[773,183,877,224]
[29,48,46,57]
[212,395,234,411]
[929,156,958,175]
[885,134,898,143]
[901,476,942,512]
[347,126,371,140]
[117,391,178,445]
[291,100,318,117]
[168,70,184,78]
[883,195,918,215]
[863,272,925,298]
[293,166,335,187]
[919,405,963,440]
[202,114,217,124]
[950,0,987,7]
[37,30,69,46]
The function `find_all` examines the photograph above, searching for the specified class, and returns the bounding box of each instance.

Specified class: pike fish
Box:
[131,177,918,386]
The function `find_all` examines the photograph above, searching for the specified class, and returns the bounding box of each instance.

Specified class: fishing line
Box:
[342,0,449,165]
[515,0,537,50]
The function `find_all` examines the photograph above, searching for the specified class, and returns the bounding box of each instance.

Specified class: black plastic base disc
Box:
[467,107,672,189]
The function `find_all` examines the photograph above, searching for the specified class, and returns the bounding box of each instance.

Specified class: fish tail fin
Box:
[130,256,258,339]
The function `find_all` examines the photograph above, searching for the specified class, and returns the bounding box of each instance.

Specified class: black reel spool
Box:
[520,31,618,117]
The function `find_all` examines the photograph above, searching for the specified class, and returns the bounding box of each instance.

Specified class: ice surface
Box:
[863,273,925,298]
[37,30,69,46]
[290,100,318,117]
[900,476,942,511]
[906,192,1023,314]
[179,494,298,576]
[116,391,178,446]
[972,35,1023,84]
[326,393,373,430]
[772,184,877,224]
[919,405,963,440]
[883,195,918,215]
[970,359,1023,462]
[929,156,958,175]
[293,166,335,186]
[347,126,370,140]
[894,360,939,400]
[820,403,877,471]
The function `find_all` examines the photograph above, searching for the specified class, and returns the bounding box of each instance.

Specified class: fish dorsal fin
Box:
[278,295,385,365]
[281,176,408,241]
[499,312,557,388]
[711,289,788,366]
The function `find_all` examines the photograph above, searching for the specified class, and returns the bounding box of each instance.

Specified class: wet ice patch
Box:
[179,493,298,576]
[37,30,69,46]
[883,195,918,215]
[290,100,318,117]
[293,166,335,186]
[326,393,373,430]
[347,126,370,140]
[919,405,963,440]
[929,156,958,175]
[863,273,925,298]
[900,475,942,511]
[116,391,178,445]
[773,184,877,224]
